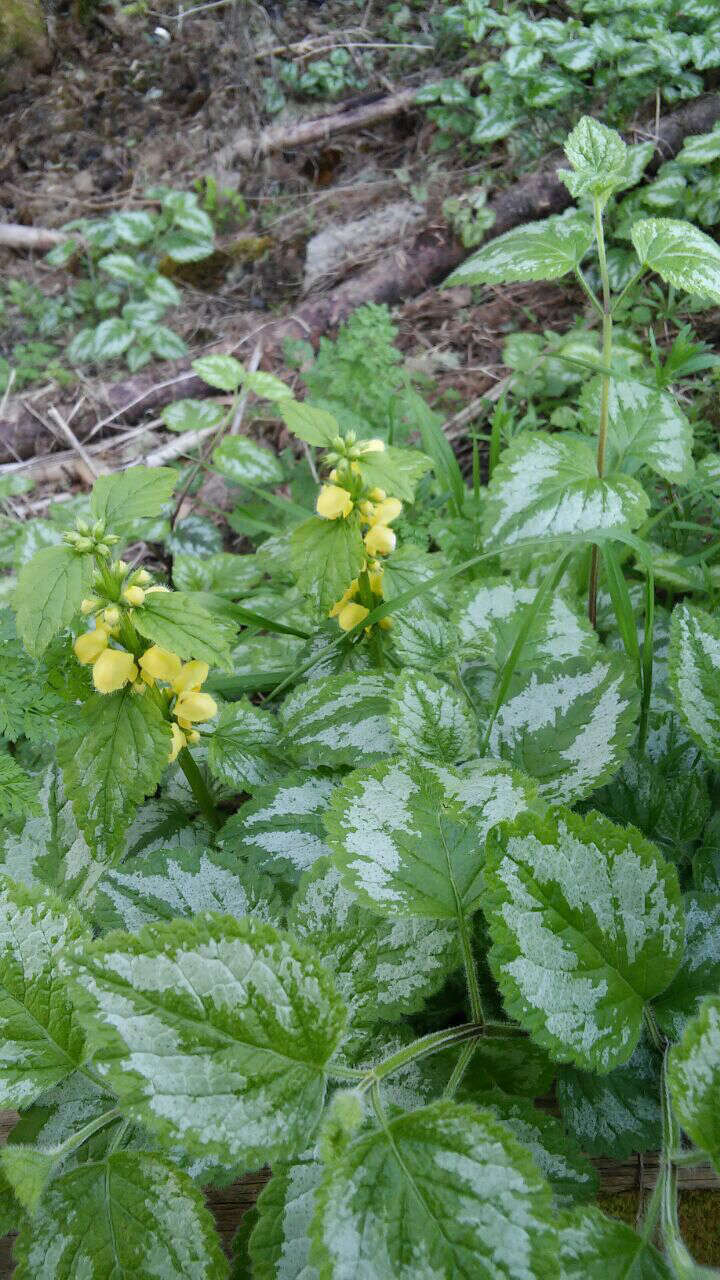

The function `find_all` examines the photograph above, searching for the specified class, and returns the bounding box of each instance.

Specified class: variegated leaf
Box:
[208,699,284,791]
[631,217,720,304]
[557,1040,662,1158]
[580,375,694,483]
[669,603,720,762]
[482,432,649,548]
[445,213,593,286]
[280,673,395,769]
[654,892,720,1039]
[486,653,639,804]
[325,757,536,919]
[668,995,720,1172]
[389,670,477,763]
[220,773,335,894]
[251,1151,322,1280]
[558,1205,674,1280]
[485,809,684,1071]
[389,606,459,671]
[0,765,100,903]
[473,1094,597,1207]
[454,577,598,671]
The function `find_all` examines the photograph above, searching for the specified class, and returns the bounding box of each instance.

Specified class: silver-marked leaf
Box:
[446,1035,554,1100]
[486,653,639,804]
[57,688,171,862]
[14,546,93,657]
[13,1152,228,1280]
[173,551,262,596]
[325,757,535,919]
[192,354,244,392]
[251,1152,322,1280]
[669,995,720,1171]
[561,116,628,200]
[654,892,720,1039]
[0,765,100,904]
[310,1100,558,1280]
[631,217,720,303]
[212,436,284,487]
[485,809,684,1072]
[580,375,694,483]
[559,1205,675,1280]
[454,577,598,671]
[90,466,177,538]
[475,1094,597,1207]
[280,673,395,769]
[220,774,336,887]
[93,845,278,933]
[669,603,720,762]
[161,398,226,434]
[67,914,347,1165]
[208,699,283,791]
[389,670,477,763]
[289,860,459,1029]
[557,1040,662,1158]
[446,214,593,286]
[0,878,87,1108]
[133,590,235,670]
[482,433,649,548]
[390,606,459,671]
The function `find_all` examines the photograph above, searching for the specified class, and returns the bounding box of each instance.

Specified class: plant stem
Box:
[588,195,614,628]
[660,1047,700,1276]
[177,747,222,830]
[357,1023,480,1093]
[52,1106,123,1160]
[443,1039,479,1099]
[457,908,485,1024]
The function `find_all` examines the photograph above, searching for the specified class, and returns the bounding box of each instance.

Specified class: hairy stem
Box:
[357,1023,480,1093]
[177,747,222,830]
[588,196,613,628]
[660,1047,699,1275]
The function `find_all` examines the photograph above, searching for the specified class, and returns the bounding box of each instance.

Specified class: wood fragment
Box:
[0,223,67,252]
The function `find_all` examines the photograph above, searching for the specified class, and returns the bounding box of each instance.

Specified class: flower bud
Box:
[80,598,99,616]
[92,649,138,694]
[91,520,106,538]
[187,729,201,745]
[96,543,111,558]
[145,584,170,595]
[105,534,120,546]
[103,606,121,627]
[364,524,396,557]
[75,537,94,553]
[316,484,354,521]
[379,616,393,630]
[115,560,129,576]
[74,629,109,665]
[346,431,357,446]
[358,438,385,453]
[369,487,386,502]
[168,723,187,763]
[75,519,90,535]
[122,586,145,607]
[338,602,369,632]
[331,435,345,452]
[134,569,152,586]
[368,569,384,595]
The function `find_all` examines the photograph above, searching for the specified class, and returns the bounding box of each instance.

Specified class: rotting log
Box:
[2,93,720,465]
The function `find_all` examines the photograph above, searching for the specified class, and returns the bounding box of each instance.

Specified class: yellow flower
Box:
[338,602,369,632]
[139,646,183,686]
[316,484,354,520]
[174,690,218,723]
[329,580,359,618]
[368,568,384,595]
[122,586,145,606]
[172,660,210,695]
[369,487,386,502]
[373,497,402,526]
[186,729,201,745]
[74,628,109,665]
[92,649,138,694]
[379,616,393,630]
[358,438,385,454]
[168,723,187,763]
[364,525,396,557]
[80,598,99,616]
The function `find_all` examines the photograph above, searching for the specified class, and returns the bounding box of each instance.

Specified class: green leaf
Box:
[450,1035,554,1099]
[280,401,340,447]
[0,878,86,1107]
[162,398,227,433]
[213,436,285,487]
[291,517,366,616]
[654,892,720,1039]
[251,1153,322,1280]
[67,914,347,1166]
[669,994,720,1170]
[310,1100,558,1280]
[92,317,134,360]
[326,757,536,920]
[93,845,278,933]
[192,354,245,391]
[482,433,649,548]
[485,809,685,1071]
[557,1039,662,1158]
[173,551,261,596]
[0,1144,56,1215]
[280,673,395,769]
[13,1152,228,1279]
[446,213,594,286]
[0,755,40,821]
[631,217,720,304]
[208,699,283,790]
[133,590,235,669]
[559,1204,675,1279]
[677,127,720,166]
[98,252,147,285]
[580,375,694,483]
[57,688,171,862]
[239,370,293,402]
[220,773,336,888]
[559,116,628,200]
[669,603,720,763]
[486,653,639,805]
[454,577,598,672]
[14,545,93,656]
[474,1094,597,1207]
[353,443,432,504]
[90,465,177,538]
[389,670,477,764]
[289,860,458,1030]
[0,765,99,903]
[390,606,459,671]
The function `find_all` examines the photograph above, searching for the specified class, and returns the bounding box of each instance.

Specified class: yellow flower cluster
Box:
[138,646,217,760]
[74,622,139,694]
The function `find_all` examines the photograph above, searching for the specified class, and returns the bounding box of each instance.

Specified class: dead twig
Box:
[47,406,104,479]
[0,223,67,253]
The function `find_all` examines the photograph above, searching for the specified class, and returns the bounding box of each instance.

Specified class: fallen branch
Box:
[213,85,422,168]
[2,93,719,466]
[0,223,66,252]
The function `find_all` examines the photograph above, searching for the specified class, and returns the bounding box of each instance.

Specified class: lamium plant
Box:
[1,116,720,1277]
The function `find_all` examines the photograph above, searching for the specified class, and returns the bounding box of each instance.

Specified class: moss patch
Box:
[600,1191,720,1266]
[0,0,50,68]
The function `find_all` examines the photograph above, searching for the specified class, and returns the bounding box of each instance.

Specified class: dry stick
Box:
[47,406,104,479]
[0,223,67,252]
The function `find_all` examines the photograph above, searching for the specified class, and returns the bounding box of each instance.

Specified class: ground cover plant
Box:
[2,116,720,1277]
